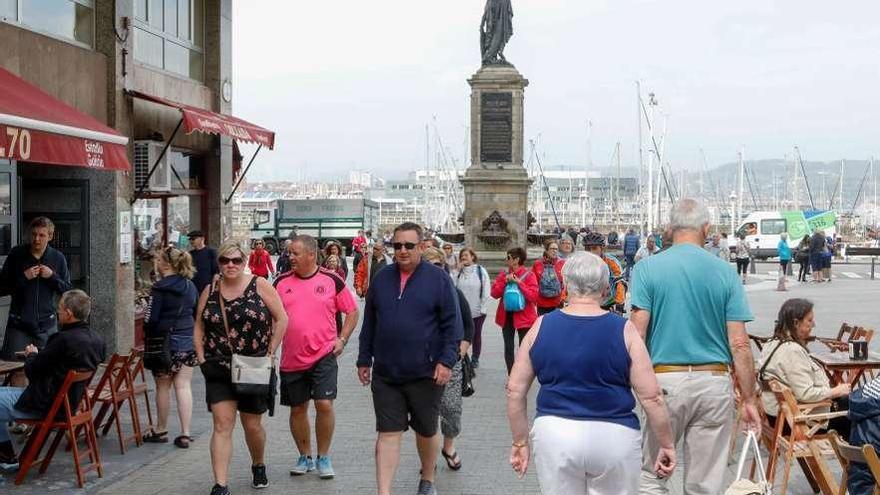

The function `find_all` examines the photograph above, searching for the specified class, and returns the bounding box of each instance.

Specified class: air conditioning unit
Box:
[133,140,172,192]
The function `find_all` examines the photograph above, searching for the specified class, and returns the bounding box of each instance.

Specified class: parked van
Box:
[733,210,837,259]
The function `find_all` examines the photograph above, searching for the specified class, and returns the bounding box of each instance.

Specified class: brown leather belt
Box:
[654,364,730,374]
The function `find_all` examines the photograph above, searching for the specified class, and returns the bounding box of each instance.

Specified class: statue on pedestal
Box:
[480,0,514,66]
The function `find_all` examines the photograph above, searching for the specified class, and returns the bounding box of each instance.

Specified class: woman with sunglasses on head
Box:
[491,247,539,375]
[248,240,275,280]
[194,241,288,495]
[423,247,474,471]
[143,246,199,448]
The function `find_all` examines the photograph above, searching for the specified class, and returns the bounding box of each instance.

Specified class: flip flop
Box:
[174,435,193,449]
[441,450,462,471]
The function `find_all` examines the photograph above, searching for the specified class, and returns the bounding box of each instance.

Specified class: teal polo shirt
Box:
[630,243,754,365]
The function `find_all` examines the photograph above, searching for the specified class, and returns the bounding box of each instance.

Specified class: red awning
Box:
[129,90,275,149]
[0,67,130,171]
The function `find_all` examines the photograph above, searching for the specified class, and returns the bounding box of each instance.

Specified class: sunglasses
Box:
[393,242,417,251]
[219,256,244,266]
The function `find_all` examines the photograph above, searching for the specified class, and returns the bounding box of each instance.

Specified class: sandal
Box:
[174,435,194,449]
[441,450,462,471]
[142,430,168,443]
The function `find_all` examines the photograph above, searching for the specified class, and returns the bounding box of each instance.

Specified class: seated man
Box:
[0,289,106,472]
[848,376,880,493]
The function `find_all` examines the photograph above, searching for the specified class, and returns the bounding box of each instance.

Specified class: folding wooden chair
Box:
[764,380,848,494]
[88,353,143,454]
[126,347,154,431]
[15,370,103,488]
[818,323,855,352]
[828,430,880,495]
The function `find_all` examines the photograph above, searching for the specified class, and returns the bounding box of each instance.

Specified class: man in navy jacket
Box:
[357,222,462,495]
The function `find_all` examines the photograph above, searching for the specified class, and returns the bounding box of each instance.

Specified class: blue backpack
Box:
[538,260,562,298]
[503,272,529,312]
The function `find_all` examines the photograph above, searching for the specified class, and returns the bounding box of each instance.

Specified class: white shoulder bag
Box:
[217,280,273,396]
[725,430,772,495]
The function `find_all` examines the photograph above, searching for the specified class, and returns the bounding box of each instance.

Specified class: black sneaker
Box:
[417,479,437,495]
[210,484,230,495]
[0,453,19,473]
[252,464,269,489]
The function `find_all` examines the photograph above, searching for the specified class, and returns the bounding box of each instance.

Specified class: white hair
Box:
[780,232,788,240]
[669,198,710,233]
[561,252,609,298]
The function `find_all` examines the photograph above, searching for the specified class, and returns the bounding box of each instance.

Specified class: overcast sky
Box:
[231,1,880,181]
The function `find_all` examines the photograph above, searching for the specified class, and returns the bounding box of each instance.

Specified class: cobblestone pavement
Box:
[5,275,876,494]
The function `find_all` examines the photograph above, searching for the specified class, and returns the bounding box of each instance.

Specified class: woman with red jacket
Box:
[247,240,274,279]
[531,239,565,315]
[491,246,539,374]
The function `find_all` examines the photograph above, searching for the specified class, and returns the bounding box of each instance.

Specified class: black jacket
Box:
[0,245,71,334]
[189,247,219,295]
[848,379,880,493]
[144,274,198,352]
[15,321,106,416]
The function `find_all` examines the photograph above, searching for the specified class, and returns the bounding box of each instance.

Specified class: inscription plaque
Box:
[480,92,512,163]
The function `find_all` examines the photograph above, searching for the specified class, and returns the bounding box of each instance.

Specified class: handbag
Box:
[216,280,273,396]
[725,430,772,495]
[503,273,528,312]
[461,354,475,397]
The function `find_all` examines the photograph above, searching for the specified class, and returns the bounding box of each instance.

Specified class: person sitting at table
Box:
[845,375,880,493]
[0,289,106,472]
[758,298,851,437]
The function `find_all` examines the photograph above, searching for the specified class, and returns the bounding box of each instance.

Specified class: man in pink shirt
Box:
[274,235,359,480]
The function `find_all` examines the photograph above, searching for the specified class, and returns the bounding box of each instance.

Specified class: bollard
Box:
[786,261,793,276]
[873,258,876,281]
[749,258,756,274]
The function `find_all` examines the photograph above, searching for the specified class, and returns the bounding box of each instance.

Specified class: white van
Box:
[734,210,837,259]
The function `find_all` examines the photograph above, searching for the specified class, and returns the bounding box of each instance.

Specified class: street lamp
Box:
[729,192,738,235]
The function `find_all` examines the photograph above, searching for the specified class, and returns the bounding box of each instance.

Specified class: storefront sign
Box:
[120,232,132,264]
[0,125,130,171]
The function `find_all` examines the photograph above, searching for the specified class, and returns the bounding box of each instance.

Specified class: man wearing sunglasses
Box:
[357,222,463,495]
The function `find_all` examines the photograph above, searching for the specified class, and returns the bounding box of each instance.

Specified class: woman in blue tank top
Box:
[506,252,676,494]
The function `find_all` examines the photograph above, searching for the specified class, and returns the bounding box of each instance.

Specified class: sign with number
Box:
[0,127,31,160]
[0,124,129,171]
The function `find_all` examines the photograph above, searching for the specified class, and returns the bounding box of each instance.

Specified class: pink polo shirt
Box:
[276,268,357,372]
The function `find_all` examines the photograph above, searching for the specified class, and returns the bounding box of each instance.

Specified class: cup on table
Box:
[849,340,869,361]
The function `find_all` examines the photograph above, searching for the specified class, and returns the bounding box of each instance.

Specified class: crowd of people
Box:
[0,205,871,495]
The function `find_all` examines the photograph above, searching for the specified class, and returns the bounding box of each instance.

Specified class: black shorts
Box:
[371,374,443,437]
[200,359,269,415]
[280,352,338,407]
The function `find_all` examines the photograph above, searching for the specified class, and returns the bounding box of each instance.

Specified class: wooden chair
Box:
[818,323,856,352]
[88,353,143,454]
[828,430,880,495]
[854,326,876,345]
[767,380,848,494]
[126,348,154,431]
[15,370,103,488]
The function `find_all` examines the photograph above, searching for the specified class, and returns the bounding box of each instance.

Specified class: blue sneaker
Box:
[289,455,315,476]
[316,455,335,479]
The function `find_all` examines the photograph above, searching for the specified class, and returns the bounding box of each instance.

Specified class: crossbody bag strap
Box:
[213,278,233,351]
[759,340,785,382]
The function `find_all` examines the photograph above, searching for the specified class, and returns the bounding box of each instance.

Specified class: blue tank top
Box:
[529,311,639,430]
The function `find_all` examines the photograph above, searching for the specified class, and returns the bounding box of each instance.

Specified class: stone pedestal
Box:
[460,65,532,272]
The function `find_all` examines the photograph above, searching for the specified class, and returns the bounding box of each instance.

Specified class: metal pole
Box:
[225,144,263,204]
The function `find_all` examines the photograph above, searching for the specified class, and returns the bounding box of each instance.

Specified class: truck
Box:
[250,198,379,255]
[734,209,837,259]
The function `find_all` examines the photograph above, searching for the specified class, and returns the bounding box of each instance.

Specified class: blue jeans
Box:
[624,254,636,279]
[0,387,38,443]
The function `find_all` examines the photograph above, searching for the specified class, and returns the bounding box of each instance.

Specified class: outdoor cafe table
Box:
[0,359,24,385]
[809,347,880,388]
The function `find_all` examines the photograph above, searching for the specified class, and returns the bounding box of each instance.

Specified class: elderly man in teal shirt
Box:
[630,198,760,495]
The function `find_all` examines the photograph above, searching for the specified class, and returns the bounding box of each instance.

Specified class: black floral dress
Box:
[201,276,272,369]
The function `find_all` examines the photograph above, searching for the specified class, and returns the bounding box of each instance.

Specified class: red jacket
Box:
[531,257,565,309]
[248,249,274,277]
[490,266,539,330]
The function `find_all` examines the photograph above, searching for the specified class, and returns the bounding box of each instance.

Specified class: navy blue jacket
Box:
[16,321,106,416]
[623,233,640,256]
[0,245,71,335]
[357,261,463,383]
[144,274,198,352]
[848,378,880,493]
[189,247,219,295]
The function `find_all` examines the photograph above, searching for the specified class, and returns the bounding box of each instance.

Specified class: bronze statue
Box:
[480,0,514,66]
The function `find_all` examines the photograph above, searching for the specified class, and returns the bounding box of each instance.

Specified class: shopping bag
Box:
[725,430,772,495]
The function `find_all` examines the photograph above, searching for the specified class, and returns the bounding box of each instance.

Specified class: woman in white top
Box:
[454,247,491,369]
[734,234,751,284]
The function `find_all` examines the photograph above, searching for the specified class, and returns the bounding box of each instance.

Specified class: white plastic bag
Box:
[725,430,772,495]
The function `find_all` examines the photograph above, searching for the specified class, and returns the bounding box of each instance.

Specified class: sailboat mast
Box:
[636,82,644,232]
[737,148,744,228]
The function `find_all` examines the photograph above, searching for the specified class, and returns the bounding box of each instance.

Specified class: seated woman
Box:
[758,298,851,437]
[507,252,675,494]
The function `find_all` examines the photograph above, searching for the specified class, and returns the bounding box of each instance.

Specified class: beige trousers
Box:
[639,371,734,495]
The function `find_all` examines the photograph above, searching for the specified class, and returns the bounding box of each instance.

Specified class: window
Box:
[133,0,205,81]
[761,219,787,235]
[1,0,94,48]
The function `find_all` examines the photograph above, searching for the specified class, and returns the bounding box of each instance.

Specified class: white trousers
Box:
[531,416,641,495]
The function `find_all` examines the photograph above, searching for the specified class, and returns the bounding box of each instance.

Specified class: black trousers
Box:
[502,314,528,375]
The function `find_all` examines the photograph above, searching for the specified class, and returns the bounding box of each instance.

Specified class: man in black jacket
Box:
[0,217,71,361]
[0,289,106,471]
[187,230,219,296]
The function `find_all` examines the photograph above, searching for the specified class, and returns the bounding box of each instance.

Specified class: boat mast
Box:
[636,82,644,232]
[737,147,744,228]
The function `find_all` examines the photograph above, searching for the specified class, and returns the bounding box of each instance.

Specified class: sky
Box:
[231,1,880,182]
